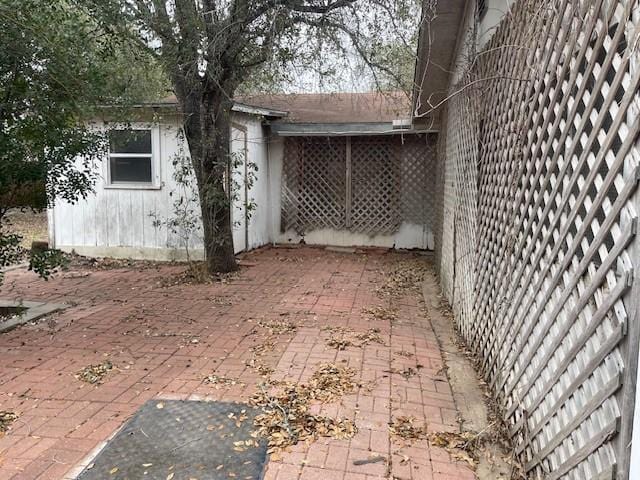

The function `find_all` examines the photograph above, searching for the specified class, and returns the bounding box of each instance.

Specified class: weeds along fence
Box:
[434,0,640,478]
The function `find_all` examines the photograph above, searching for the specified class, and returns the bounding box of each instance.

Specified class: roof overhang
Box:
[114,100,288,119]
[412,0,467,120]
[271,122,435,137]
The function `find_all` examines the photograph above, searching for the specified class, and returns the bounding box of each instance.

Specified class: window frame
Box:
[105,125,161,190]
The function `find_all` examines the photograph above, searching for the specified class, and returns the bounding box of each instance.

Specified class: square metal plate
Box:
[77,400,268,480]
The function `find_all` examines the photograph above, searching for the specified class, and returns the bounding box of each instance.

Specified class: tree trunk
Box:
[179,87,238,274]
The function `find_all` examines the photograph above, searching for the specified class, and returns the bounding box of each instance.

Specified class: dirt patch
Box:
[423,268,524,479]
[3,209,47,248]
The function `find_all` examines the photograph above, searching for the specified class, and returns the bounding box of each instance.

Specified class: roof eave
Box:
[271,122,437,137]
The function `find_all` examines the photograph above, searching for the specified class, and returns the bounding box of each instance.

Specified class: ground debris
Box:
[388,366,419,380]
[245,358,275,377]
[65,253,161,271]
[250,339,276,356]
[362,306,397,322]
[389,416,428,441]
[0,411,18,433]
[256,319,297,335]
[76,360,113,384]
[377,260,427,297]
[203,374,245,389]
[323,326,385,350]
[250,363,358,452]
[159,262,242,287]
[427,430,485,468]
[394,349,414,358]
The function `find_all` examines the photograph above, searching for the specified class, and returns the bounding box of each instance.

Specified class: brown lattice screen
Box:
[281,134,436,236]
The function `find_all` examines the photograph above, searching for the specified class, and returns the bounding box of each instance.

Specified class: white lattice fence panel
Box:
[435,0,640,478]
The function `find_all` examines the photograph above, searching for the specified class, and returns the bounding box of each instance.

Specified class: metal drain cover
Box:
[78,400,268,480]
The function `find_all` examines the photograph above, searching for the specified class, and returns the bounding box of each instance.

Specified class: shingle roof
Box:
[157,91,411,124]
[237,92,411,124]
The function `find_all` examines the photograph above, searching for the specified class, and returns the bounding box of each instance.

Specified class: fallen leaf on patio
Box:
[204,374,244,389]
[256,319,297,335]
[250,363,357,453]
[109,467,119,475]
[0,411,18,433]
[389,416,427,440]
[362,306,397,322]
[76,360,113,384]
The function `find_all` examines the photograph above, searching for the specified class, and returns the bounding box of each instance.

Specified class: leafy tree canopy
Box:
[0,0,168,279]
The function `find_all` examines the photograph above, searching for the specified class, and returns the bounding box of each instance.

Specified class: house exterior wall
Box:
[50,112,271,260]
[434,0,640,478]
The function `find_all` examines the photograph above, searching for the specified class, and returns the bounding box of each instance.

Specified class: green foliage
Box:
[0,0,169,283]
[28,249,69,280]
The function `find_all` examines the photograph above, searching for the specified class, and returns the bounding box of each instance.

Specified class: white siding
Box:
[51,113,271,260]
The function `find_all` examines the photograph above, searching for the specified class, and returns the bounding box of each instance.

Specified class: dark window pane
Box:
[110,157,152,183]
[109,130,152,154]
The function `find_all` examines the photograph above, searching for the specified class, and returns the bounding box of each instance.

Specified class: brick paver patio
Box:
[0,247,475,480]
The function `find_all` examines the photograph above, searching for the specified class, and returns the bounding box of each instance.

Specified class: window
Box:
[108,129,154,185]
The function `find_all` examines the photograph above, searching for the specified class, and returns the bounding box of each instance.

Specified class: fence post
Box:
[345,136,352,229]
[623,5,640,479]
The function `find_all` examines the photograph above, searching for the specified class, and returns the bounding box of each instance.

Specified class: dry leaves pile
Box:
[203,374,245,389]
[250,363,358,453]
[250,339,276,356]
[389,417,489,470]
[389,416,428,440]
[427,431,484,468]
[256,319,297,335]
[362,306,397,322]
[323,326,385,350]
[0,411,18,433]
[377,260,427,297]
[76,360,113,384]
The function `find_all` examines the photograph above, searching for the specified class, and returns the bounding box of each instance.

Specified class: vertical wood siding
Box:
[52,113,271,258]
[434,0,640,478]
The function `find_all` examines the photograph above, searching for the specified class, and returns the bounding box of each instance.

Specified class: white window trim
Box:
[104,125,162,190]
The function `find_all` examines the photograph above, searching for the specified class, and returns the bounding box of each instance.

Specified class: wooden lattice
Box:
[282,137,347,233]
[401,134,438,226]
[350,136,401,233]
[282,134,436,236]
[435,1,640,479]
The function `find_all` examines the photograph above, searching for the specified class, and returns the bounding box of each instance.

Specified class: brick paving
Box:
[0,247,475,480]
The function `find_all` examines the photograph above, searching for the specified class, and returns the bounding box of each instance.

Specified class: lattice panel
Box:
[351,136,401,234]
[400,133,438,226]
[282,137,347,233]
[282,134,437,237]
[434,1,640,479]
